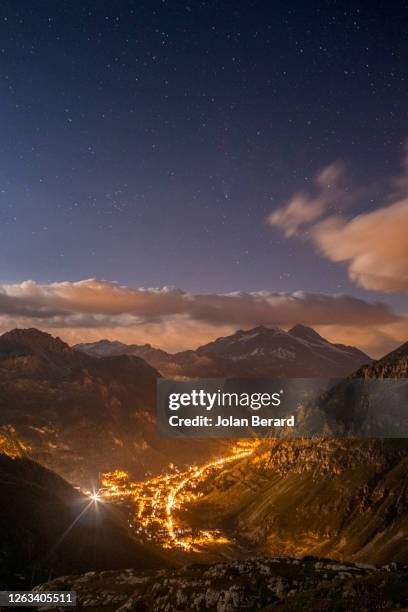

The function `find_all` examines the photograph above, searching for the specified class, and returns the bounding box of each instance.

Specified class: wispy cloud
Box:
[267,162,348,237]
[268,153,408,293]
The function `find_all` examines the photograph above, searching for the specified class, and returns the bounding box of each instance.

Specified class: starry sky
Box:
[0,1,407,353]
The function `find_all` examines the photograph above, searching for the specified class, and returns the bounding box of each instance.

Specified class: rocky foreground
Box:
[34,556,408,611]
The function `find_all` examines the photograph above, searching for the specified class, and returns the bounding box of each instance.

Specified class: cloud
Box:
[267,162,349,237]
[311,200,408,292]
[268,156,408,292]
[315,316,408,360]
[0,280,398,327]
[4,279,187,317]
[267,194,326,237]
[0,279,405,356]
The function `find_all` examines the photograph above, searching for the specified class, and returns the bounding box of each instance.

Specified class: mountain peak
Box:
[235,325,285,338]
[0,328,69,356]
[351,339,407,379]
[288,324,327,344]
[253,324,283,334]
[200,325,286,351]
[84,339,127,349]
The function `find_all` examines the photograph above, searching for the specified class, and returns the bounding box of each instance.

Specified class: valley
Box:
[97,441,257,553]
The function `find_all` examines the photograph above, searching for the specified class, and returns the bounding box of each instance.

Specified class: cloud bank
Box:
[0,279,405,356]
[268,158,408,293]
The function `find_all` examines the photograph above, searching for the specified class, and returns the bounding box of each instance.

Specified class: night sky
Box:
[0,1,407,352]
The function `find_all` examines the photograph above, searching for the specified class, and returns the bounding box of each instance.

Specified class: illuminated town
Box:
[98,442,257,551]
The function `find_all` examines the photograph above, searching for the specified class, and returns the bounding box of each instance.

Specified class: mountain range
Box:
[75,324,371,378]
[1,329,406,555]
[0,326,391,490]
[0,324,372,488]
[0,325,407,604]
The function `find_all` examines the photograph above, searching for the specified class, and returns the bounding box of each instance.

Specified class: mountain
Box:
[74,338,181,376]
[184,438,408,564]
[75,324,371,378]
[305,340,408,436]
[172,341,408,565]
[0,328,159,485]
[76,338,170,363]
[74,339,131,358]
[0,328,227,486]
[351,340,408,379]
[0,454,165,589]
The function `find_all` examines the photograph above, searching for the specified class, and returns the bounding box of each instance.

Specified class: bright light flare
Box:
[89,490,102,503]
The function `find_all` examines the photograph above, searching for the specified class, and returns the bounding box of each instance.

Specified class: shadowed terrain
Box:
[0,328,226,487]
[0,454,167,589]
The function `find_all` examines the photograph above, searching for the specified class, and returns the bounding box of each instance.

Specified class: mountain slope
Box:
[307,340,408,436]
[0,328,228,486]
[0,328,161,486]
[75,338,170,364]
[351,340,408,379]
[0,454,165,589]
[175,341,408,565]
[75,324,371,378]
[187,439,408,564]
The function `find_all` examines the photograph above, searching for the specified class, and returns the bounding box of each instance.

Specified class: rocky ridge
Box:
[34,556,408,611]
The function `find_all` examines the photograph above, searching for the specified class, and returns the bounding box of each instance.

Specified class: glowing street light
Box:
[90,490,102,502]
